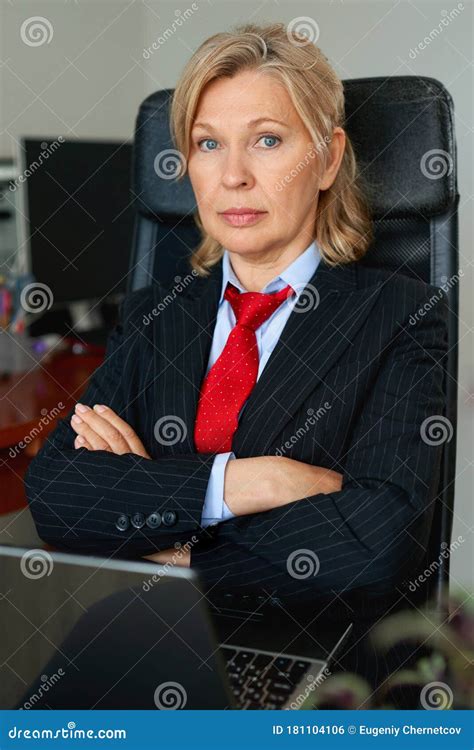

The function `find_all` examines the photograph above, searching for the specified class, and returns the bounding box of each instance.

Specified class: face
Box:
[187,69,345,264]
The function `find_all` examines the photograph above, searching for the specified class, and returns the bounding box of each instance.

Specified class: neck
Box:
[227,239,313,292]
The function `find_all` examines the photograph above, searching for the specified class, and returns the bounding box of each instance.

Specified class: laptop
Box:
[0,545,352,710]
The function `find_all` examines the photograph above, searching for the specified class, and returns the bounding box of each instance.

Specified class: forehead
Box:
[192,71,298,129]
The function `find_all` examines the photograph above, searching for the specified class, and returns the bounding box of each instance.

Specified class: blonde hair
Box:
[170,22,373,277]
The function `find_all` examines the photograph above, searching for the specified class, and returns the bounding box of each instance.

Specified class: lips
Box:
[220,208,266,215]
[219,209,267,227]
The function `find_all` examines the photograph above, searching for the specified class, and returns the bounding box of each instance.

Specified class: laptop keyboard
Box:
[220,644,326,710]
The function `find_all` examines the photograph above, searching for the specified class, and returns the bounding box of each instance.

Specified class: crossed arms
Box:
[24,286,449,601]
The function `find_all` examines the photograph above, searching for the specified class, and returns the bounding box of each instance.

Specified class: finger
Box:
[74,434,93,450]
[71,405,130,454]
[70,413,114,452]
[90,404,150,458]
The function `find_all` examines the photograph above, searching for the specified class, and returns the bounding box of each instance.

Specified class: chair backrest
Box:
[128,76,459,613]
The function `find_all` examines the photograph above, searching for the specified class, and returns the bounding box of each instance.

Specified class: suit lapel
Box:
[151,263,222,455]
[151,256,384,457]
[232,260,384,456]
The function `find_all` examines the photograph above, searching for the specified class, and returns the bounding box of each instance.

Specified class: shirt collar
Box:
[219,240,321,304]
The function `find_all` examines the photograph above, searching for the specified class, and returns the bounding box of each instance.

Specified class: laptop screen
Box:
[0,546,233,709]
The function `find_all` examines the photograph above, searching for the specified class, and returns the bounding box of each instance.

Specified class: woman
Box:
[25,23,448,613]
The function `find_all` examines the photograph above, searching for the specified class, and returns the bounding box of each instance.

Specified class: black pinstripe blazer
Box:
[24,256,449,615]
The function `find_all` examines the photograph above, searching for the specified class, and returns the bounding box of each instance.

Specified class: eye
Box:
[196,135,282,152]
[197,138,219,152]
[257,134,281,149]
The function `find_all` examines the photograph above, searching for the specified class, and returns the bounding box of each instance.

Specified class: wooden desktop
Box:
[0,347,104,535]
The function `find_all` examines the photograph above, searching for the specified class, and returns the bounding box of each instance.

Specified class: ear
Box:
[319,127,346,191]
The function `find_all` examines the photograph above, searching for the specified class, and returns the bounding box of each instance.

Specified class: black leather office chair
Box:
[127,77,459,615]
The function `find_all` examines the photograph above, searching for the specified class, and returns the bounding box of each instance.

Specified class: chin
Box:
[221,242,267,257]
[219,231,275,254]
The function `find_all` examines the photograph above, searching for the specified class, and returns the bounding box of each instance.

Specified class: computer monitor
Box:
[16,137,134,306]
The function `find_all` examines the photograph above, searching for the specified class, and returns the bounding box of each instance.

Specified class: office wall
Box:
[0,0,146,157]
[1,0,472,590]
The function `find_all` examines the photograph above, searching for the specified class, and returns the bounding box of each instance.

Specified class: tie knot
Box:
[224,282,294,332]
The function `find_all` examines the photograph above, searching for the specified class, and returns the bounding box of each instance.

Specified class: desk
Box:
[0,348,104,539]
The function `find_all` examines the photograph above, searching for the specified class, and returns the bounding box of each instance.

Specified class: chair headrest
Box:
[132,76,457,222]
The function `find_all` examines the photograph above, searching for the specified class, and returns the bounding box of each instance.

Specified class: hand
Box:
[143,547,191,567]
[70,403,151,459]
[224,456,343,516]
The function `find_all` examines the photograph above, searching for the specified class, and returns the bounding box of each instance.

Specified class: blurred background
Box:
[0,0,472,593]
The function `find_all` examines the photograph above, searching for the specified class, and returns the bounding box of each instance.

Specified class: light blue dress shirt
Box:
[200,239,321,526]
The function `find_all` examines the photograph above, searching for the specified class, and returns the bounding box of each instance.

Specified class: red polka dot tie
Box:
[194,281,294,453]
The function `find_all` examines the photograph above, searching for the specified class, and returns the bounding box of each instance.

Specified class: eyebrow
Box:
[192,117,289,131]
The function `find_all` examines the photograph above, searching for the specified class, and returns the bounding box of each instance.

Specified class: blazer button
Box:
[162,510,178,527]
[146,512,162,529]
[115,514,130,532]
[131,512,146,529]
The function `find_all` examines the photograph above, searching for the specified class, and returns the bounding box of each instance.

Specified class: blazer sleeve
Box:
[24,293,218,556]
[190,287,450,602]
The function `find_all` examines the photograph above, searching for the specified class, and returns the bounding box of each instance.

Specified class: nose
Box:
[220,146,254,189]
